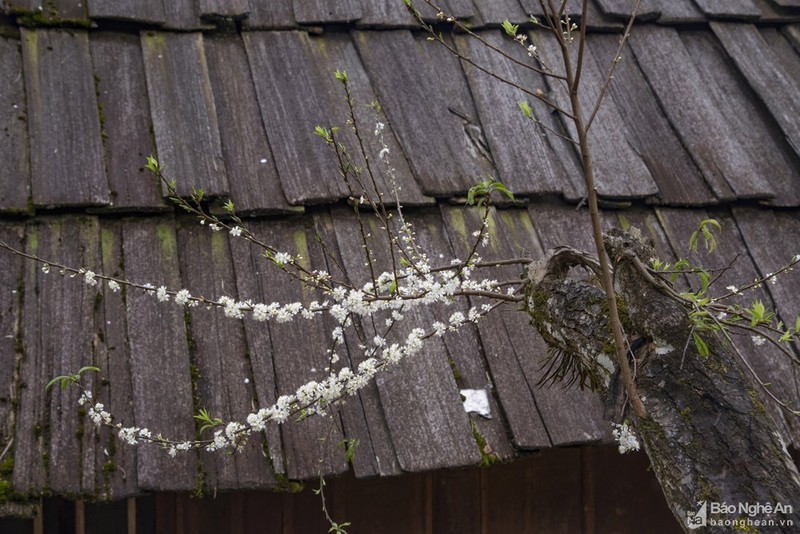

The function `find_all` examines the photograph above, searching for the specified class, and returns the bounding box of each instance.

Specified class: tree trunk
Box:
[524,229,800,533]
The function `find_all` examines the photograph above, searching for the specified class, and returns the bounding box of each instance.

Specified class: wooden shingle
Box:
[306,32,430,206]
[204,35,291,214]
[356,0,416,28]
[389,208,515,459]
[536,32,659,200]
[88,0,166,24]
[442,206,606,448]
[649,0,704,22]
[198,0,250,20]
[22,29,108,208]
[90,32,163,211]
[330,208,483,471]
[308,211,403,478]
[229,218,349,481]
[590,35,713,205]
[226,224,287,478]
[93,220,139,498]
[161,0,203,29]
[682,29,800,207]
[693,0,761,19]
[0,35,30,213]
[141,32,228,200]
[15,217,102,495]
[293,0,363,24]
[455,31,583,200]
[240,0,296,29]
[469,0,528,27]
[711,24,800,162]
[121,218,197,491]
[176,222,274,490]
[0,224,22,475]
[354,31,494,197]
[629,26,773,202]
[243,31,349,205]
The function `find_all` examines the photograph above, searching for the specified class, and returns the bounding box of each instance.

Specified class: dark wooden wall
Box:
[1,446,683,533]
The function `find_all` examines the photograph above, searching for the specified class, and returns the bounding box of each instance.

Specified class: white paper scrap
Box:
[460,388,491,418]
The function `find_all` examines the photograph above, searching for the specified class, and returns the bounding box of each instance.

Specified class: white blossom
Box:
[612,422,640,454]
[229,226,243,237]
[752,335,766,346]
[432,321,447,337]
[274,252,292,266]
[449,312,465,328]
[107,280,120,292]
[175,289,191,306]
[88,403,112,426]
[156,286,170,302]
[118,426,140,445]
[84,270,98,287]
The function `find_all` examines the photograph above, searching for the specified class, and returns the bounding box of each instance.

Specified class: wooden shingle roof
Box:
[1,0,800,500]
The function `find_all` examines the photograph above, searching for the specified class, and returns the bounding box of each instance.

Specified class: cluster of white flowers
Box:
[274,252,293,266]
[88,402,112,426]
[752,335,766,346]
[83,270,98,287]
[612,422,640,454]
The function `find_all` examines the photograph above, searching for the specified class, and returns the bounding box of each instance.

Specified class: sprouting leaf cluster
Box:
[193,408,223,435]
[466,178,515,207]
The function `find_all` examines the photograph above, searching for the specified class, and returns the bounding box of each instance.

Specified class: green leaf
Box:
[794,315,800,333]
[145,155,161,173]
[518,101,533,119]
[77,366,101,375]
[501,20,519,38]
[314,125,332,143]
[749,300,766,326]
[693,332,709,357]
[191,187,204,203]
[334,69,348,83]
[46,375,70,391]
[698,270,709,296]
[688,230,699,253]
[223,199,235,213]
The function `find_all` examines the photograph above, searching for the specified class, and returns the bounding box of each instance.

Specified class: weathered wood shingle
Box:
[243,31,351,205]
[176,222,274,490]
[331,208,484,471]
[90,32,164,211]
[22,29,108,208]
[204,35,291,214]
[629,26,775,203]
[0,36,30,213]
[456,31,583,200]
[141,32,228,201]
[355,31,495,197]
[121,218,197,491]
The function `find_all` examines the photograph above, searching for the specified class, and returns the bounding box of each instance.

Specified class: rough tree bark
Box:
[524,228,800,533]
